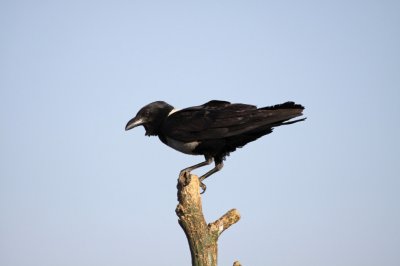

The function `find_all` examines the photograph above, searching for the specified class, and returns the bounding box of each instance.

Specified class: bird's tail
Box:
[280,117,307,125]
[260,101,306,127]
[261,101,304,111]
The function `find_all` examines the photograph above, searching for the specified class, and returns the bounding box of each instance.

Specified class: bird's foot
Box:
[179,169,191,178]
[199,181,207,194]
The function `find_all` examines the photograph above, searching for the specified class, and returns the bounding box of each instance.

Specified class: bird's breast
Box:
[164,137,200,155]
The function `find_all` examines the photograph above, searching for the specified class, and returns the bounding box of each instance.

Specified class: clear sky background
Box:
[1,1,399,266]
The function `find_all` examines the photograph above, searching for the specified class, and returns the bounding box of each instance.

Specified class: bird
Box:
[125,100,305,192]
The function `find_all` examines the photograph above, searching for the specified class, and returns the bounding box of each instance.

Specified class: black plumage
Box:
[125,100,305,192]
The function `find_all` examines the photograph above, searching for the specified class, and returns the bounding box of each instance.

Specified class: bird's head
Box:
[125,101,174,136]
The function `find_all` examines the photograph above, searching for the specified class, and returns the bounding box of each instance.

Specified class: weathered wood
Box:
[176,172,241,266]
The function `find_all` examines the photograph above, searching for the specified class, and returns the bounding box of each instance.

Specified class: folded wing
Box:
[162,100,305,142]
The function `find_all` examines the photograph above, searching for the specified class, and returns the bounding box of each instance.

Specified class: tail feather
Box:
[280,117,307,125]
[261,101,305,110]
[259,101,306,127]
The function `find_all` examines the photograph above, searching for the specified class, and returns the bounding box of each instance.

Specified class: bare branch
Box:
[209,209,241,237]
[176,173,241,266]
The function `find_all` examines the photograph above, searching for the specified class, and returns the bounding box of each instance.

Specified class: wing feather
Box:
[162,101,304,142]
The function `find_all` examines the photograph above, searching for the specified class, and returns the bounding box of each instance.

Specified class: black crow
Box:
[125,100,305,192]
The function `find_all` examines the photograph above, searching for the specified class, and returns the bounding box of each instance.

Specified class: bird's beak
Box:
[125,116,145,131]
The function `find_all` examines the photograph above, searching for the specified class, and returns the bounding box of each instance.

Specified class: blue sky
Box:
[1,1,399,265]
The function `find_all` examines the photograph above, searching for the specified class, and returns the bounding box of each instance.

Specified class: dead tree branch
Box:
[176,173,241,266]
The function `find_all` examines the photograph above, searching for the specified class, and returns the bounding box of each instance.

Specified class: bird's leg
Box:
[179,156,213,177]
[198,160,224,194]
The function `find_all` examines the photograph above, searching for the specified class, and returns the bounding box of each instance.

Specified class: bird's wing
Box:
[163,100,304,142]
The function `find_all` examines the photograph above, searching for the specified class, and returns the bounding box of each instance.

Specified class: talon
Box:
[200,181,207,194]
[180,170,190,178]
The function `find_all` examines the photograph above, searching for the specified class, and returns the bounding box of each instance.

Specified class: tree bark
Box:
[176,172,241,266]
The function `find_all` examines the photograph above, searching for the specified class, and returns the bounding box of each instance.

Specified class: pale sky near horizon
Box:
[1,1,400,266]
